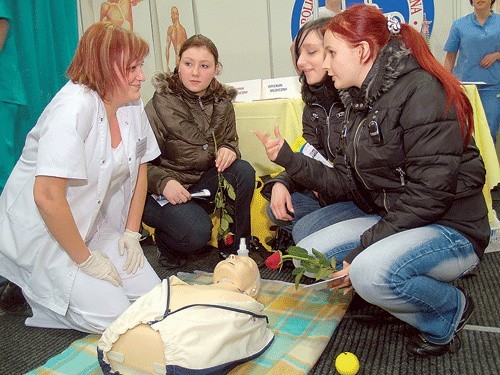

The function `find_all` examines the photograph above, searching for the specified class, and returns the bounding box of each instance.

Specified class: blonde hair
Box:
[66,22,149,100]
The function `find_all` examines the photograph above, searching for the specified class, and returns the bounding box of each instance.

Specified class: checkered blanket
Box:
[27,272,351,375]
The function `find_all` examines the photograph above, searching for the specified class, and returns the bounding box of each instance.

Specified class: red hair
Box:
[326,5,473,145]
[67,22,149,101]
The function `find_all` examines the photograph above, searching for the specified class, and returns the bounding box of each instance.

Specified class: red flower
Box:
[265,251,282,270]
[224,233,234,246]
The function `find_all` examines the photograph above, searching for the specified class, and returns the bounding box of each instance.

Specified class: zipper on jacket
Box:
[382,190,389,211]
[340,105,351,152]
[326,104,344,158]
[312,102,341,160]
[198,96,204,109]
[396,167,406,186]
[353,117,371,190]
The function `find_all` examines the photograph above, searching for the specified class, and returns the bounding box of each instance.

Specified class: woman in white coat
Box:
[0,22,161,333]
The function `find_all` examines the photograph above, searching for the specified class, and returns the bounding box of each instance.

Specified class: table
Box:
[234,87,500,226]
[463,85,500,226]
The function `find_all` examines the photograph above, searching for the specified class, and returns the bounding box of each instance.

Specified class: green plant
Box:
[265,245,337,289]
[212,132,236,242]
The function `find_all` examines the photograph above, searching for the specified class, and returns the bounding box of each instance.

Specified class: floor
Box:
[0,188,499,374]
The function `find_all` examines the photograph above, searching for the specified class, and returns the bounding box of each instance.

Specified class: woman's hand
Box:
[163,179,191,205]
[253,125,285,162]
[270,182,294,221]
[216,147,237,172]
[328,261,353,295]
[77,250,122,286]
[480,52,500,68]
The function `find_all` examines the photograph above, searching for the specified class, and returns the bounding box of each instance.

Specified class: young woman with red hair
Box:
[255,4,490,356]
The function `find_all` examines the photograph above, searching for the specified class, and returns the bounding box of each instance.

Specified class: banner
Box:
[291,0,435,42]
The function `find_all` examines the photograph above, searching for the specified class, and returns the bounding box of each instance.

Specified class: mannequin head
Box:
[213,255,261,298]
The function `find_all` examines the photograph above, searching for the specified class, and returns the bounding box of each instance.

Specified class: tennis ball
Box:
[335,351,360,375]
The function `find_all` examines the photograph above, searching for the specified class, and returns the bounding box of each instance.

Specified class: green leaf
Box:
[220,217,229,231]
[222,212,233,224]
[292,267,305,275]
[294,272,303,290]
[315,268,332,281]
[312,249,330,268]
[225,205,235,215]
[330,256,337,269]
[227,185,236,200]
[303,264,320,274]
[287,246,310,258]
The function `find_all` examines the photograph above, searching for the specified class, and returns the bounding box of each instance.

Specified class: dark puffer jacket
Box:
[274,38,490,262]
[261,78,344,206]
[145,72,239,194]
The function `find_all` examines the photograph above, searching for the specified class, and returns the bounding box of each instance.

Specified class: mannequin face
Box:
[213,255,261,297]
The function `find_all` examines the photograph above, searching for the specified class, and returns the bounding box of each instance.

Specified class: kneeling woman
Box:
[256,5,490,356]
[0,23,161,333]
[143,34,255,268]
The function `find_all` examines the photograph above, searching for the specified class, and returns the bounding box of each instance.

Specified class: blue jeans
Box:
[297,216,479,344]
[266,191,364,243]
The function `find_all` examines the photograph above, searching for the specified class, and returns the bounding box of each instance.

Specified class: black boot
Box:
[406,289,474,357]
[0,281,31,316]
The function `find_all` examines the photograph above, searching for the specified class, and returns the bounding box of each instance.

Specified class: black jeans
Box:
[143,159,255,259]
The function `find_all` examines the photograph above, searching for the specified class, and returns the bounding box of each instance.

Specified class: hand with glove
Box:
[77,250,123,286]
[118,229,145,274]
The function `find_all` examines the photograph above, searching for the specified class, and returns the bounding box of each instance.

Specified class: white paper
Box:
[151,189,211,207]
[303,275,347,290]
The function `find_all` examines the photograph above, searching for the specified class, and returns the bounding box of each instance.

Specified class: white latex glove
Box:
[77,250,122,286]
[118,229,145,274]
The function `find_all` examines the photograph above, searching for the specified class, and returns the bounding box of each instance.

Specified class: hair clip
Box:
[387,15,401,35]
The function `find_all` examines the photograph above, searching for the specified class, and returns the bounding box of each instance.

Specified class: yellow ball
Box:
[335,352,360,375]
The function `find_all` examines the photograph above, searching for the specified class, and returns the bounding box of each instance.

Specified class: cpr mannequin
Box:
[97,255,274,375]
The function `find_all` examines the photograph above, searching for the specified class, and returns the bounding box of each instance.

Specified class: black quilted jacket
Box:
[261,78,344,206]
[274,38,490,262]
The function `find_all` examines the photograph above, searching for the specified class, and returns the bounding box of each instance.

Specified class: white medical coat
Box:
[0,81,160,315]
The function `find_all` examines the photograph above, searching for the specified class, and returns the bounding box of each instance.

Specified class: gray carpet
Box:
[1,185,499,374]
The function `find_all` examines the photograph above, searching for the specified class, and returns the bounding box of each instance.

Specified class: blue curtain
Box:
[13,0,78,157]
[0,1,77,284]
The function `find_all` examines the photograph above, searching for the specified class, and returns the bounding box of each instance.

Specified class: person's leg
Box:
[25,264,140,334]
[142,194,212,263]
[292,201,367,244]
[221,159,255,241]
[266,190,321,233]
[349,224,479,346]
[478,87,499,143]
[92,222,161,300]
[193,160,255,244]
[27,221,162,333]
[296,215,379,272]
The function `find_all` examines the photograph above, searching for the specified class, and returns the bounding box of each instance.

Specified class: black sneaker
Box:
[406,287,474,357]
[406,333,461,356]
[157,250,187,270]
[0,281,31,316]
